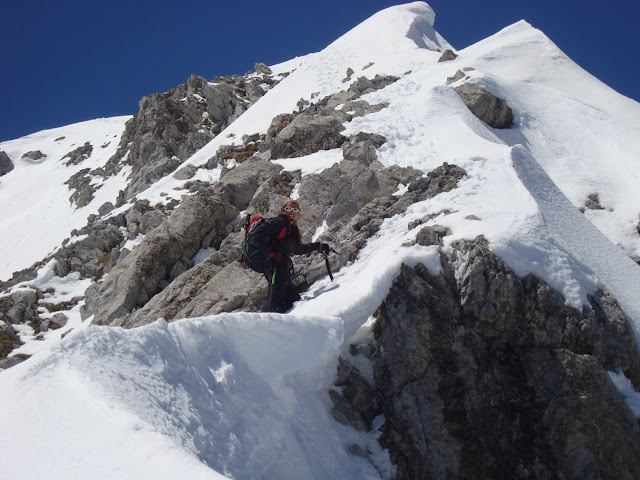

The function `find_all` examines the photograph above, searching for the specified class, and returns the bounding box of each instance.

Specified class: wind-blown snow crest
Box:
[2,2,640,479]
[0,313,393,480]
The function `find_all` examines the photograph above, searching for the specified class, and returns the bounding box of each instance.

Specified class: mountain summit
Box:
[2,3,640,479]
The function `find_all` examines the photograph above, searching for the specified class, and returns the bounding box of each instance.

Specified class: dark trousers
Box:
[263,258,300,313]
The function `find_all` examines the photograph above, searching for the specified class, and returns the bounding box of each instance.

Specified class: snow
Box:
[0,116,131,280]
[0,314,388,480]
[2,2,640,479]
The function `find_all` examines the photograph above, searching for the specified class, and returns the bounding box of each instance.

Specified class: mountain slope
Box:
[1,2,640,479]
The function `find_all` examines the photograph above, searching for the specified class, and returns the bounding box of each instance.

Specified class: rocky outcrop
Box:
[62,142,93,166]
[331,237,640,479]
[438,49,458,62]
[0,289,41,361]
[21,150,47,162]
[84,157,282,326]
[54,222,124,280]
[0,151,13,176]
[454,83,514,129]
[584,192,604,211]
[119,157,464,327]
[262,75,397,160]
[103,71,283,202]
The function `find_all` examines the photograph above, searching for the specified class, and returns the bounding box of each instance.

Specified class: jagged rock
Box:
[0,151,14,176]
[341,136,380,166]
[85,158,281,326]
[329,357,381,431]
[119,160,463,327]
[97,201,115,217]
[343,68,355,82]
[254,62,272,75]
[349,76,375,94]
[62,142,93,166]
[340,99,389,118]
[214,142,260,165]
[331,238,640,479]
[370,74,400,90]
[65,168,98,208]
[0,289,42,325]
[584,192,604,210]
[292,163,465,290]
[21,150,47,162]
[296,98,310,112]
[0,266,38,293]
[102,70,279,201]
[446,69,466,85]
[438,49,458,62]
[415,224,451,246]
[454,83,514,129]
[269,109,349,159]
[54,222,123,279]
[139,209,167,235]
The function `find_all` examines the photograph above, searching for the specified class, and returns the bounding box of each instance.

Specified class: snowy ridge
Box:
[2,2,640,478]
[0,313,393,480]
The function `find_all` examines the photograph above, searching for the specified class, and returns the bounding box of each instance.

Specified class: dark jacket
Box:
[256,214,321,262]
[256,214,322,313]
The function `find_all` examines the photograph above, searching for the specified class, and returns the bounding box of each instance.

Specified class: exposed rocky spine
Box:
[330,237,640,479]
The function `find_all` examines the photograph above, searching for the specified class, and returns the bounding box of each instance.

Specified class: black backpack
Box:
[241,214,269,273]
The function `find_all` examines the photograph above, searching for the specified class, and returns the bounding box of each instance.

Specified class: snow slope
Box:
[2,2,640,479]
[0,116,131,280]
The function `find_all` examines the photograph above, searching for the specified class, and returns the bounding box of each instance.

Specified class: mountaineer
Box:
[242,199,331,313]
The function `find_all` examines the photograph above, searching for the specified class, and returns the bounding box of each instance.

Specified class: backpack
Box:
[241,214,269,273]
[240,215,286,273]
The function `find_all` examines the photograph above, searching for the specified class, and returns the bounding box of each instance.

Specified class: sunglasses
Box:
[283,206,300,213]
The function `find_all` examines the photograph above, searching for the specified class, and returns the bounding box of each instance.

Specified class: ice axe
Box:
[322,248,339,282]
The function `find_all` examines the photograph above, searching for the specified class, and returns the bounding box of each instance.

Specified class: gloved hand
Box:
[319,243,331,255]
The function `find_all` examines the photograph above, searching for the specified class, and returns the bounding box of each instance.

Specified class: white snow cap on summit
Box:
[327,1,451,55]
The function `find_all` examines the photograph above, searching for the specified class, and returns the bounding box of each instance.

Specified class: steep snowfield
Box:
[0,116,131,280]
[2,2,640,479]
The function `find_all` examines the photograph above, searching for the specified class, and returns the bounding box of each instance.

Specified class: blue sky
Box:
[1,0,638,142]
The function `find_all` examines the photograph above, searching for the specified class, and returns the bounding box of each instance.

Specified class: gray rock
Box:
[0,151,14,176]
[21,150,47,162]
[139,209,167,235]
[343,68,355,82]
[102,70,279,202]
[446,69,466,85]
[50,313,68,328]
[85,158,281,326]
[340,100,388,118]
[415,224,451,246]
[270,109,349,159]
[438,49,458,62]
[254,62,272,75]
[349,76,375,95]
[0,289,42,325]
[62,142,93,166]
[331,238,640,479]
[584,193,604,210]
[65,168,98,208]
[98,201,115,217]
[0,356,27,371]
[54,222,123,278]
[454,83,514,129]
